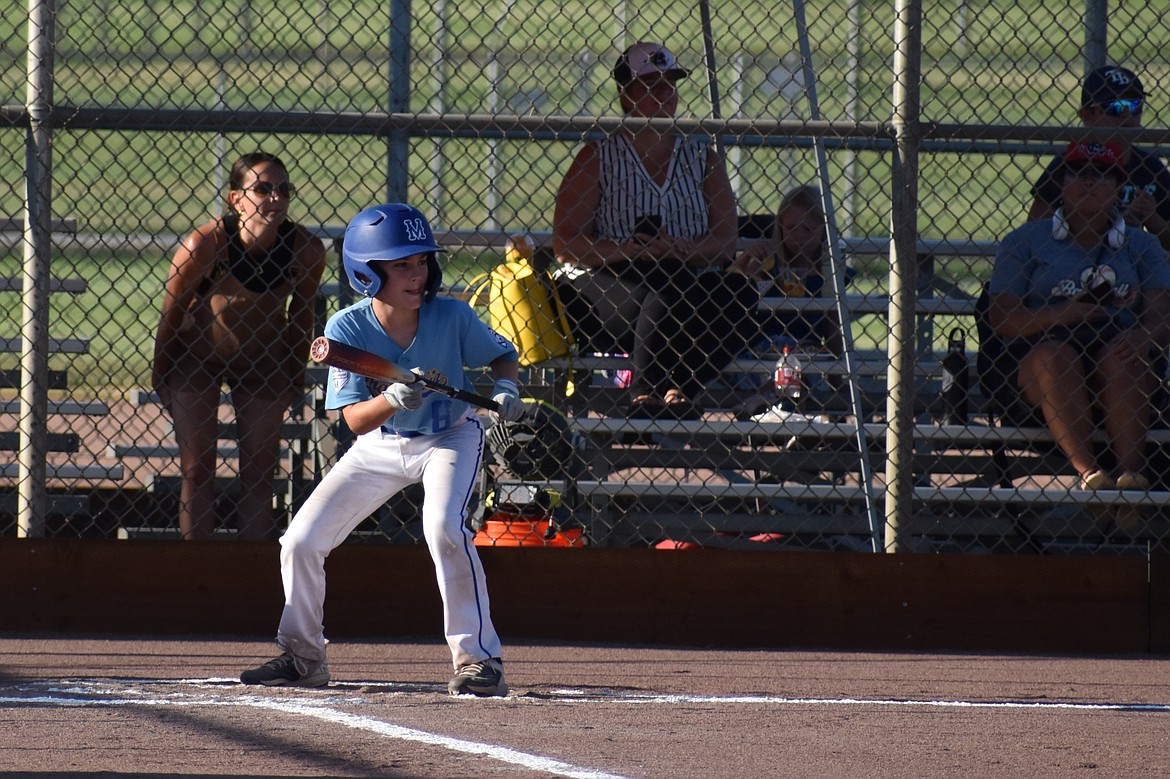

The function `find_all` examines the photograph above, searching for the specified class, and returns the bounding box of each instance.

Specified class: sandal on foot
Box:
[1080,470,1116,531]
[1114,472,1150,534]
[627,394,666,419]
[664,391,704,420]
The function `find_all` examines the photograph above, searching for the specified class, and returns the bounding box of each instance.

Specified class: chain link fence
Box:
[3,0,1170,553]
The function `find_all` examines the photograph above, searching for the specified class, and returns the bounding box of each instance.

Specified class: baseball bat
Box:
[310,336,499,412]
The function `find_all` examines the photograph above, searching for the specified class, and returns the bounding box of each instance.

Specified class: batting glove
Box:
[491,378,526,422]
[382,380,423,411]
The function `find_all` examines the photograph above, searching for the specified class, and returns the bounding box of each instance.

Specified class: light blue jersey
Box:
[324,297,518,436]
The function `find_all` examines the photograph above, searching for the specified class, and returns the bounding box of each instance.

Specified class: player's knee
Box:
[425,514,471,551]
[279,512,333,558]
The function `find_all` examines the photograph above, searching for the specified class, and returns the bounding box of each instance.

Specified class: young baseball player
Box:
[240,202,525,696]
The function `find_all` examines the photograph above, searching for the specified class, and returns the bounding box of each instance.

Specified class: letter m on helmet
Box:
[403,218,428,243]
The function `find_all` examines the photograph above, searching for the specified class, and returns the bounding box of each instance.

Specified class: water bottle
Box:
[940,327,969,425]
[774,346,804,412]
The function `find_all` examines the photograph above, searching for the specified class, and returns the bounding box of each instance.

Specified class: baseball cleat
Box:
[240,652,330,687]
[448,657,507,697]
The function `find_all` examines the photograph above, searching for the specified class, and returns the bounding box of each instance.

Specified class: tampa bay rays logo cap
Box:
[1081,65,1144,107]
[403,217,428,243]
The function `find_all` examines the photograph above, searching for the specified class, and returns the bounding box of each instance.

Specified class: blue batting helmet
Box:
[342,203,445,300]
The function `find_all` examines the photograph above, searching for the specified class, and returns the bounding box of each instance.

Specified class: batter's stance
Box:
[241,203,525,696]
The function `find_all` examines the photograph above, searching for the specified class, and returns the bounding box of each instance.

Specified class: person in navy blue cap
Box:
[1029,66,1170,251]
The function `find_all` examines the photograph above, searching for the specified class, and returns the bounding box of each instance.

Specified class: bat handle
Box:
[417,378,500,412]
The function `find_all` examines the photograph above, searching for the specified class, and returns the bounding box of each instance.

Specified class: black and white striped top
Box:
[593,133,711,242]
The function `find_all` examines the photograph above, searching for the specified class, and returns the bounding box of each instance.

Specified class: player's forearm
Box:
[341,396,400,436]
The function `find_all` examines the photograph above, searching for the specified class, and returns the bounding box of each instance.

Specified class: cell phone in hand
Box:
[634,214,662,238]
[1077,279,1116,305]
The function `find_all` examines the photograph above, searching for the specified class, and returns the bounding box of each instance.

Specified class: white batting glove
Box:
[491,378,526,422]
[382,380,423,411]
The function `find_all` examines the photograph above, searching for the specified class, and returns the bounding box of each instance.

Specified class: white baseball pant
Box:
[274,415,501,668]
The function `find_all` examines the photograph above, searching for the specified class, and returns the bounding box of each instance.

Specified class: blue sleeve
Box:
[458,303,520,368]
[988,226,1034,297]
[1134,233,1170,290]
[322,311,377,411]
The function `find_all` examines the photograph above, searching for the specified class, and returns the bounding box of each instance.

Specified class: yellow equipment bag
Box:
[469,239,575,367]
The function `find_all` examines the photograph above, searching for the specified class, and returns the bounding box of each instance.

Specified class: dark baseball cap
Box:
[1081,66,1144,107]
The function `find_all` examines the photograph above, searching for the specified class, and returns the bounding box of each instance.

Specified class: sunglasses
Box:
[240,181,296,199]
[1100,98,1143,117]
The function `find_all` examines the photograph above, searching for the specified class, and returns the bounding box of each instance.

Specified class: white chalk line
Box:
[0,681,634,779]
[12,678,1170,713]
[8,678,1170,714]
[540,688,1170,712]
[3,679,1167,779]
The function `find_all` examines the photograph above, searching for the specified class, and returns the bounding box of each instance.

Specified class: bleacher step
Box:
[0,463,123,480]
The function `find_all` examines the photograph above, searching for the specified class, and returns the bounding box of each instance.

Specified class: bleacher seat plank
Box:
[427,229,999,259]
[130,366,330,406]
[216,422,314,440]
[0,277,88,294]
[0,368,68,390]
[145,474,288,495]
[0,399,109,415]
[570,417,1170,448]
[130,388,230,406]
[534,352,933,380]
[0,493,89,515]
[110,443,291,460]
[0,432,79,452]
[756,294,976,317]
[0,218,78,233]
[0,463,123,480]
[0,337,89,354]
[613,509,872,537]
[576,479,1170,507]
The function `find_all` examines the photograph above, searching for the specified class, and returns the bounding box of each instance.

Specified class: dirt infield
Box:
[2,636,1170,778]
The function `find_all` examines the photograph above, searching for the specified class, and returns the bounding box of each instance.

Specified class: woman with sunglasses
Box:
[1029,65,1170,250]
[152,151,327,540]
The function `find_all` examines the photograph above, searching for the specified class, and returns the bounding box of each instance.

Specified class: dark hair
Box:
[228,152,287,191]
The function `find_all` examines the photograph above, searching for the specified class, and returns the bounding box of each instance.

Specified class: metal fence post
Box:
[885,0,923,552]
[18,0,55,538]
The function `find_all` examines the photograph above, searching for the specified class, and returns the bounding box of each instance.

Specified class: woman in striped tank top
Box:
[553,41,758,419]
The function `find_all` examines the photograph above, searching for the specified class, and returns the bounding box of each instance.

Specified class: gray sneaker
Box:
[448,657,507,697]
[240,653,330,687]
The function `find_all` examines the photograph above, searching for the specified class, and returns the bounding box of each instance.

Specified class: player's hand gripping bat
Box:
[309,336,500,412]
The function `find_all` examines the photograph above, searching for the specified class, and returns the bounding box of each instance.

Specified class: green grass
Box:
[1,0,1166,385]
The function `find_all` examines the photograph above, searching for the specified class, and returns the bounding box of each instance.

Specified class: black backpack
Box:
[973,282,1019,423]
